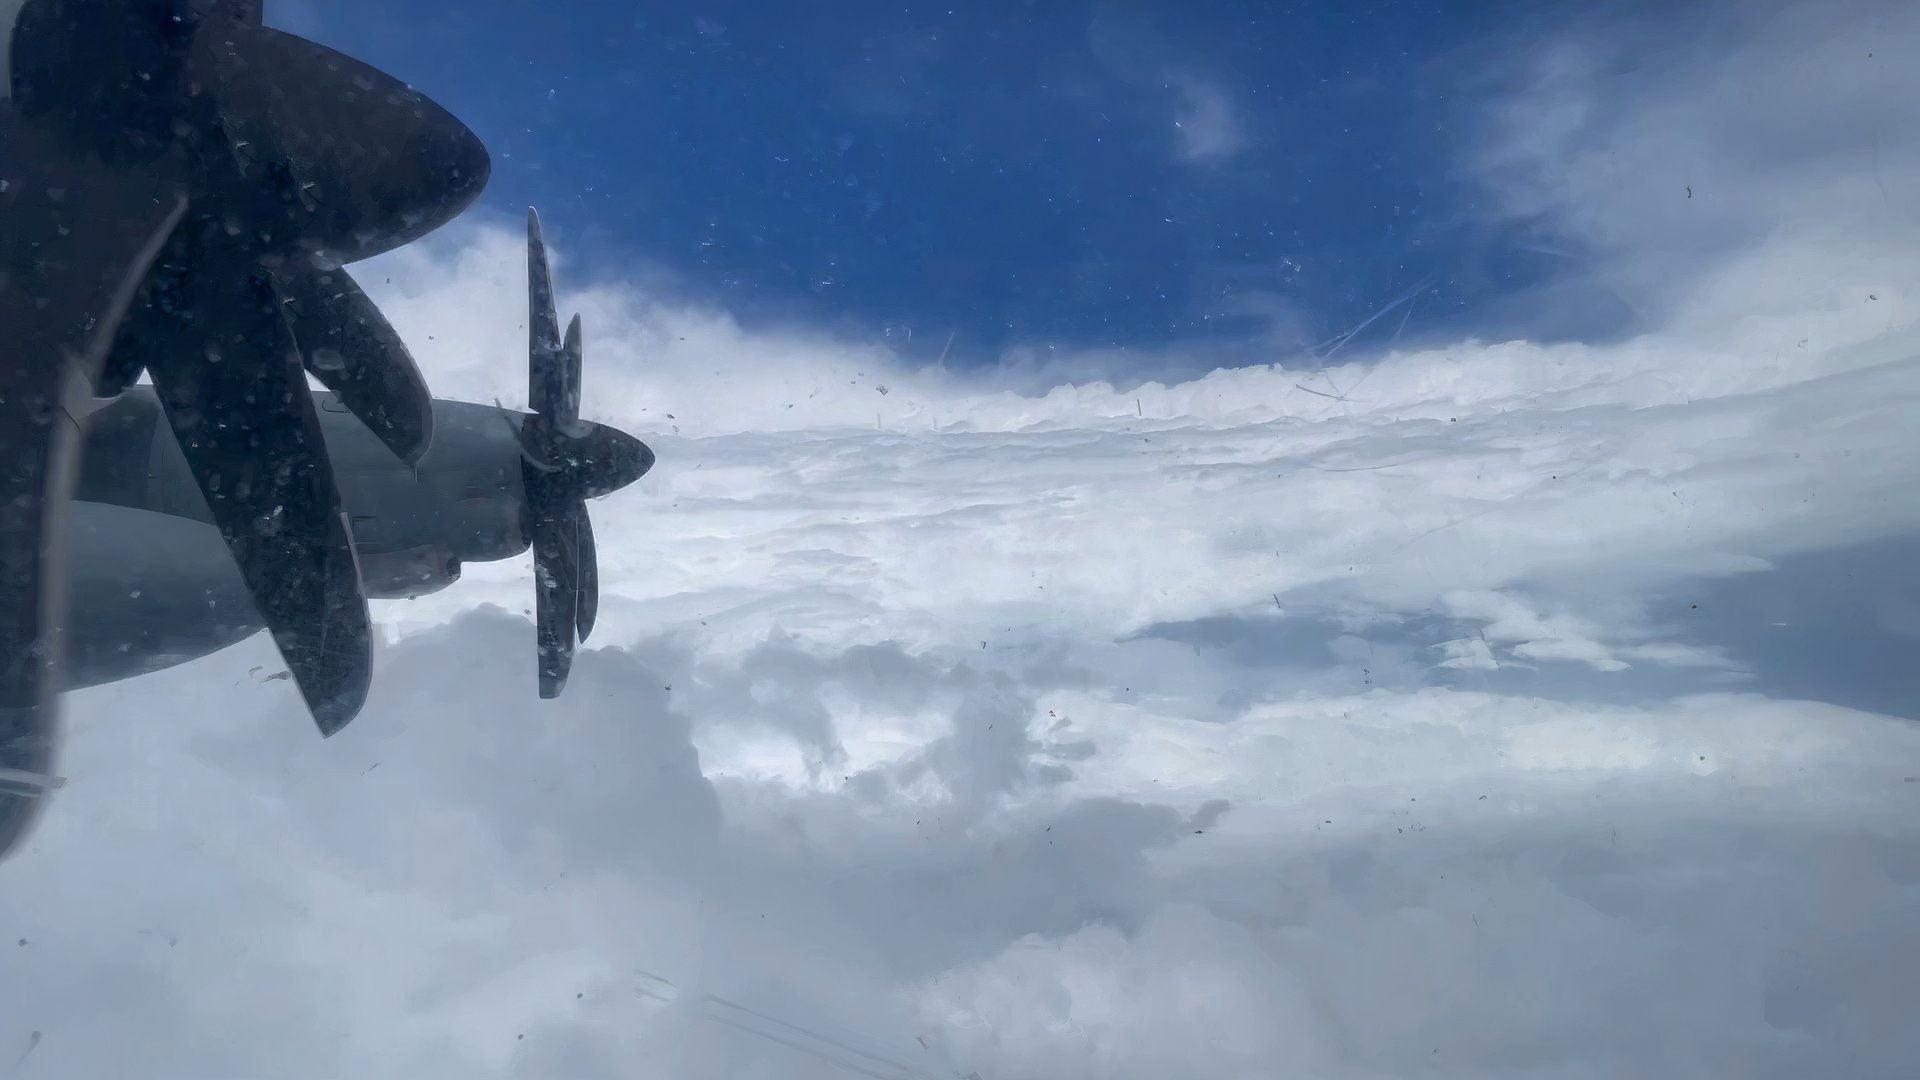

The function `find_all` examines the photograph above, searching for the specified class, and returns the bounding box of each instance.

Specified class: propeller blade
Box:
[202,25,491,265]
[18,5,486,265]
[527,207,569,418]
[561,312,584,426]
[532,497,580,699]
[576,505,599,642]
[278,265,434,464]
[8,0,199,159]
[205,0,264,24]
[144,225,372,736]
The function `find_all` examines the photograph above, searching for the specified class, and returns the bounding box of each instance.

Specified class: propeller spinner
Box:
[520,209,655,698]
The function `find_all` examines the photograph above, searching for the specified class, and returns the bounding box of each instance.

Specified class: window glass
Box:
[3,2,1916,1077]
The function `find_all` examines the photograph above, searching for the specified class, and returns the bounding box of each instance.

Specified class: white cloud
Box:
[5,2,1920,1077]
[1474,0,1920,336]
[1170,77,1242,164]
[1438,590,1738,674]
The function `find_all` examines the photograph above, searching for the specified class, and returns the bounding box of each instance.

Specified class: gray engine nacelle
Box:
[356,543,461,600]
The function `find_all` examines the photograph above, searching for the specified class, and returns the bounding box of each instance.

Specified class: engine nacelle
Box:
[357,544,461,600]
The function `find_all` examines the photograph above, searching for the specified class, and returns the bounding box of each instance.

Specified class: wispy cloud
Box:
[1472,0,1920,335]
[1084,10,1244,167]
[1169,76,1242,163]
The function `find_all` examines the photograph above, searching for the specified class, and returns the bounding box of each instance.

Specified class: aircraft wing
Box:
[0,106,188,859]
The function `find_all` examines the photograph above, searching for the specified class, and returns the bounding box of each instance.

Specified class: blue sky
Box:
[282,0,1600,369]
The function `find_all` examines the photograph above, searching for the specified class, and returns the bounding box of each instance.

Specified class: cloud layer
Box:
[5,2,1920,1077]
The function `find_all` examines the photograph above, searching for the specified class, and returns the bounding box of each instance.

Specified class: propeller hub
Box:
[571,421,654,501]
[521,417,654,502]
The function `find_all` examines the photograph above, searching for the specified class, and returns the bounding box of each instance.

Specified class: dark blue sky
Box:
[285,0,1600,369]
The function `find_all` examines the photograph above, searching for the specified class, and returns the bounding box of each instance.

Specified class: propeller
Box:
[8,0,490,733]
[25,0,482,463]
[521,209,655,698]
